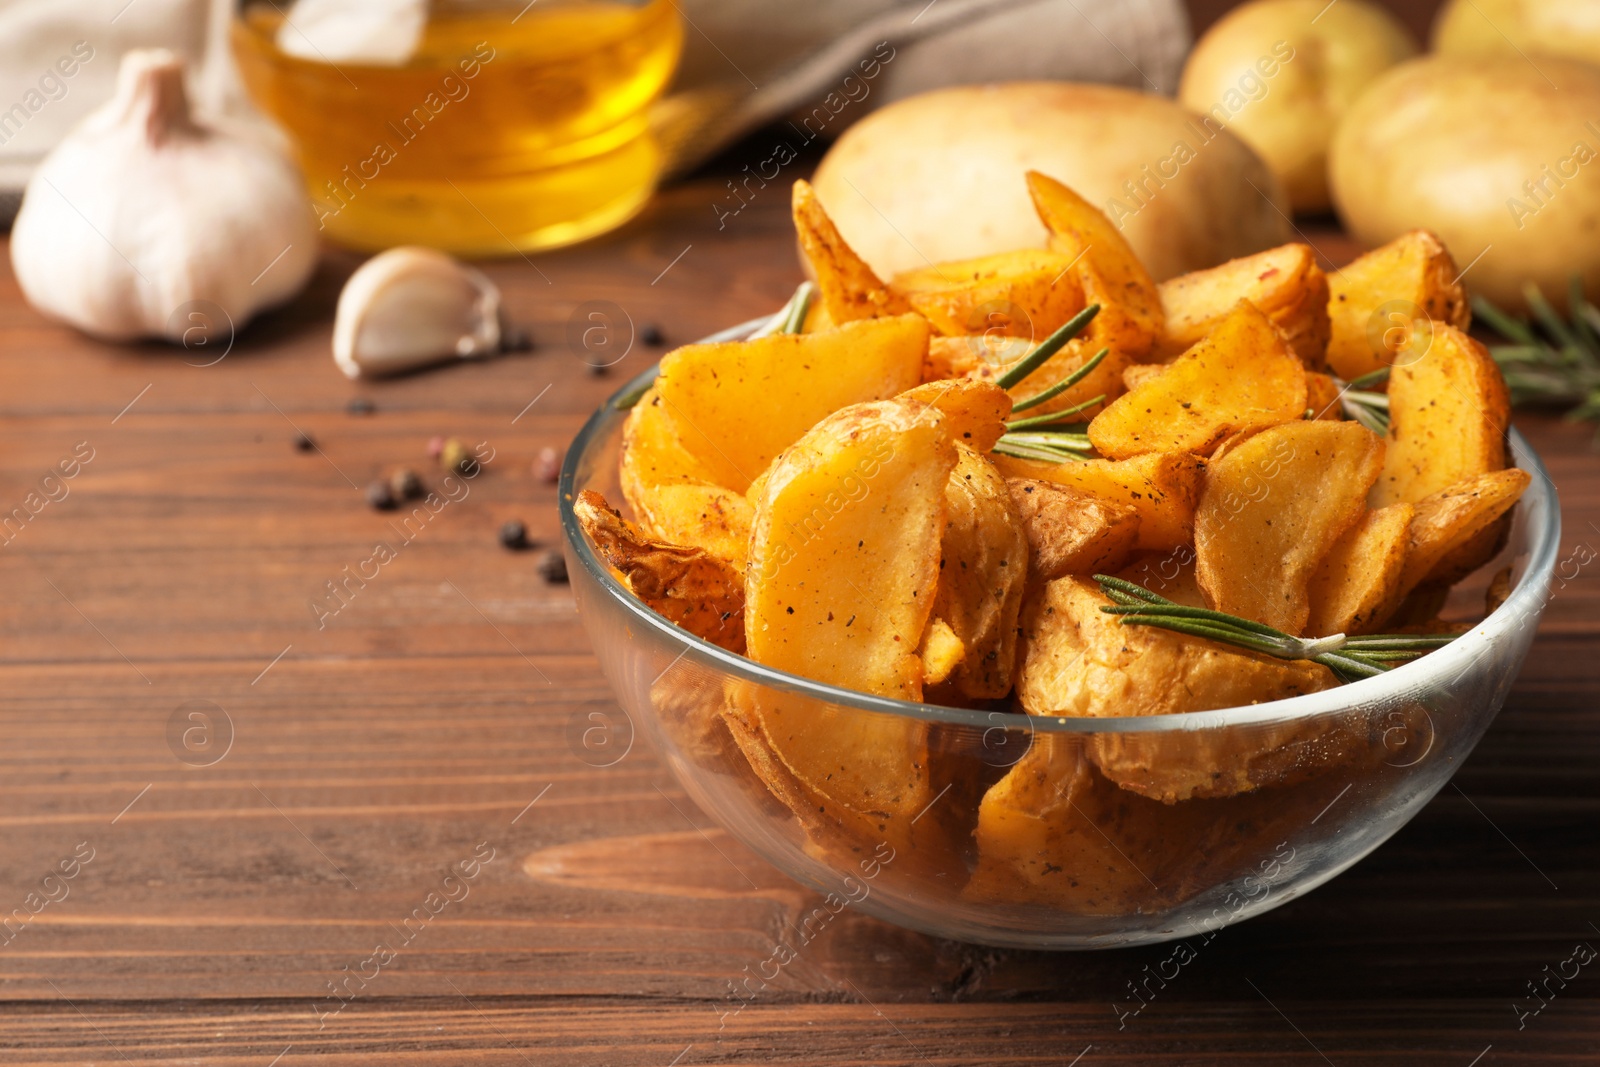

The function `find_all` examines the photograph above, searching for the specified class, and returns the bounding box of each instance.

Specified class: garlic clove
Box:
[332,247,503,379]
[9,49,317,344]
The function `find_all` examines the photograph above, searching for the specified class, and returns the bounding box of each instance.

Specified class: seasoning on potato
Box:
[579,173,1529,905]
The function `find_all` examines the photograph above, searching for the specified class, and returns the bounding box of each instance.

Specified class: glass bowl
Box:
[558,356,1560,950]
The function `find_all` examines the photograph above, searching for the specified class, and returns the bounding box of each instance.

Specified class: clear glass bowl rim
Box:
[559,322,1562,736]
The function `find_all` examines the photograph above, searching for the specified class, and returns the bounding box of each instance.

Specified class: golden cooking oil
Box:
[232,0,682,256]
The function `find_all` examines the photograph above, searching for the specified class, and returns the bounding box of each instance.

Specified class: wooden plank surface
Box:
[3,16,1600,1062]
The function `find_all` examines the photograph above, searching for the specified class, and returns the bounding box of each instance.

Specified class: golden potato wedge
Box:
[656,314,928,493]
[932,446,1029,699]
[1397,468,1532,595]
[1326,229,1472,381]
[1122,363,1167,392]
[1006,478,1141,582]
[1372,325,1511,507]
[1196,421,1385,634]
[745,397,957,819]
[1026,170,1163,356]
[1156,243,1332,369]
[1088,300,1309,459]
[1306,503,1415,638]
[899,378,1011,451]
[891,249,1085,338]
[575,490,747,653]
[792,179,911,324]
[620,389,754,566]
[919,617,965,688]
[993,450,1207,552]
[1016,578,1339,802]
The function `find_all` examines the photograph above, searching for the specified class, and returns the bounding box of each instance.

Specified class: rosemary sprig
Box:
[1474,278,1600,433]
[1092,575,1457,685]
[993,304,1101,390]
[992,342,1109,462]
[1335,367,1391,435]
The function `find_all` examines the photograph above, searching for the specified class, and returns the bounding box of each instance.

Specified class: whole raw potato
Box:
[1330,55,1600,312]
[1180,0,1416,213]
[1434,0,1600,67]
[810,83,1292,283]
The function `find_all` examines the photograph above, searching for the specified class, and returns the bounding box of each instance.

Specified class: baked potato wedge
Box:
[656,314,928,493]
[900,377,1011,450]
[620,388,754,566]
[891,249,1085,338]
[1398,468,1532,593]
[575,489,747,653]
[1306,502,1415,637]
[744,396,957,819]
[1326,229,1471,381]
[1156,243,1332,369]
[931,445,1029,700]
[1006,478,1141,582]
[1088,299,1309,459]
[792,179,911,324]
[1195,420,1385,634]
[993,451,1207,553]
[1026,169,1162,356]
[1016,577,1339,802]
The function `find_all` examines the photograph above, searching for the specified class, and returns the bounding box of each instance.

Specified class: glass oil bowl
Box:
[559,355,1561,950]
[232,0,682,255]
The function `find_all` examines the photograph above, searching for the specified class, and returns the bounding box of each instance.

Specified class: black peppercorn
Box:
[389,467,423,501]
[499,520,529,550]
[538,550,568,584]
[293,432,315,452]
[641,323,664,346]
[365,480,396,510]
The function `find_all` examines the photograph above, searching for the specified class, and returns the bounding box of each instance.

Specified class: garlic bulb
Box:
[332,247,502,379]
[10,49,317,344]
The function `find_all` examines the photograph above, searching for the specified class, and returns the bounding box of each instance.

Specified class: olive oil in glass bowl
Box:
[232,0,683,255]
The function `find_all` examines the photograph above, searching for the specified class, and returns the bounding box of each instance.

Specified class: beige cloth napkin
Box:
[0,0,1190,210]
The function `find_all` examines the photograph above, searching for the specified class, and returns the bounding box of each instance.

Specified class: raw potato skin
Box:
[1398,468,1532,594]
[1373,324,1510,507]
[1006,479,1141,583]
[993,451,1207,553]
[656,314,928,493]
[575,490,747,653]
[1325,230,1471,382]
[1180,0,1417,213]
[1195,420,1385,635]
[1088,299,1308,459]
[1026,170,1164,357]
[1155,243,1332,368]
[792,179,911,324]
[1306,502,1415,637]
[1434,0,1600,70]
[620,388,754,567]
[1330,56,1600,313]
[1015,578,1339,802]
[744,398,955,820]
[932,446,1029,700]
[891,249,1084,338]
[811,83,1293,284]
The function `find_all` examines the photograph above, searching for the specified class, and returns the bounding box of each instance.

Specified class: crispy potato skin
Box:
[1325,229,1471,381]
[1156,243,1332,369]
[1015,578,1339,802]
[620,388,754,567]
[891,250,1085,338]
[1195,420,1385,634]
[1089,299,1308,460]
[899,378,1011,451]
[933,447,1029,699]
[656,314,928,493]
[1306,502,1415,637]
[1399,468,1532,593]
[792,179,911,324]
[1006,478,1141,583]
[994,451,1207,553]
[576,490,748,653]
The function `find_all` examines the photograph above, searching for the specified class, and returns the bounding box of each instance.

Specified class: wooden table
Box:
[3,41,1599,1067]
